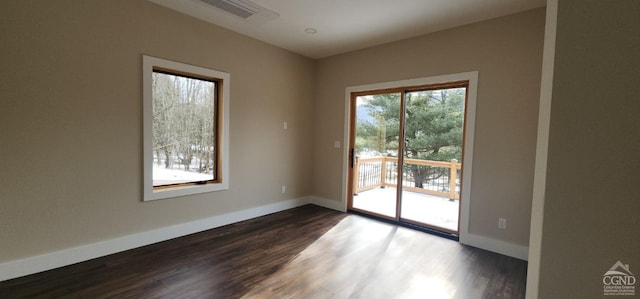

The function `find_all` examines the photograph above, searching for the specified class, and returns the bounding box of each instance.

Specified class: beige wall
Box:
[0,0,546,267]
[0,0,315,262]
[312,9,545,246]
[537,0,640,297]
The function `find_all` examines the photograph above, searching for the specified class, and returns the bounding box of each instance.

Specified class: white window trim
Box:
[142,55,230,201]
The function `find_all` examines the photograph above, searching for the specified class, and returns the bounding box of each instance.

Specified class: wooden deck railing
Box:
[354,156,461,200]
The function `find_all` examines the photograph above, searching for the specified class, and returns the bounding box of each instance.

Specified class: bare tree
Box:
[152,72,216,175]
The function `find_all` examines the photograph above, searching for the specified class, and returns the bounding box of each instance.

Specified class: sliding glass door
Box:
[348,83,467,234]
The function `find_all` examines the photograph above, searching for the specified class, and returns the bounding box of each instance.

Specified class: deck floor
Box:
[353,187,459,231]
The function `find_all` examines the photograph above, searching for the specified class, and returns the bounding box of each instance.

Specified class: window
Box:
[143,55,229,201]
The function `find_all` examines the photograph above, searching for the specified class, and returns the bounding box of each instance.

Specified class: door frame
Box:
[341,71,478,243]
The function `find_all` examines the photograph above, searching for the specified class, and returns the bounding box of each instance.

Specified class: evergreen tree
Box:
[356,88,464,187]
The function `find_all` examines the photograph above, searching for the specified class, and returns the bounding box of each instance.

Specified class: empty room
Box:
[1,0,638,298]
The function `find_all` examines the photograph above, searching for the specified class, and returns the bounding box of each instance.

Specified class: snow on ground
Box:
[153,166,212,185]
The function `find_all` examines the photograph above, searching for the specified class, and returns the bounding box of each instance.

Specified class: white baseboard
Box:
[0,197,312,282]
[0,197,527,281]
[460,233,529,261]
[307,196,345,212]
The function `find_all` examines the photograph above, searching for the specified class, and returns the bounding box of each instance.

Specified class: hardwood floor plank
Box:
[0,205,526,298]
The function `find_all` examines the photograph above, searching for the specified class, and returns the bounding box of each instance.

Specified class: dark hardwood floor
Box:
[0,205,527,298]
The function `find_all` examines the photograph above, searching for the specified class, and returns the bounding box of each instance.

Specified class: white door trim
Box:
[342,71,479,240]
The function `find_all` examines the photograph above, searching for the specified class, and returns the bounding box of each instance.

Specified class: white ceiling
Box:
[149,0,546,59]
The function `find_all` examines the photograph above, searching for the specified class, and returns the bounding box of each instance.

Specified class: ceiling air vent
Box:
[198,0,279,23]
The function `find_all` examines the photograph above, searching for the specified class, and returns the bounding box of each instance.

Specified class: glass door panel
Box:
[351,93,401,219]
[349,83,467,236]
[399,88,466,232]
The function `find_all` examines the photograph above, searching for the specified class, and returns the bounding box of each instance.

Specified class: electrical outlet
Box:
[498,218,507,229]
[281,185,286,194]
